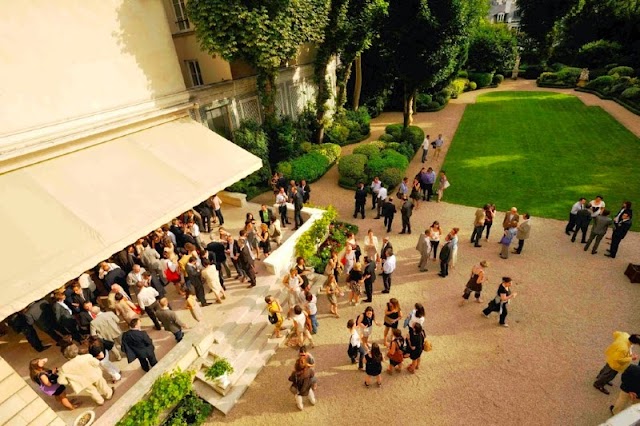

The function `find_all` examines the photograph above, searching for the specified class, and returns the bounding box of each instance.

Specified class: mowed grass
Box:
[443,91,640,230]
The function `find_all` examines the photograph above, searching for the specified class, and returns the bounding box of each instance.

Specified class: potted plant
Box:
[204,357,234,395]
[73,410,95,426]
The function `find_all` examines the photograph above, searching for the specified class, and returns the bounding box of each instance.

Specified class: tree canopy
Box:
[466,23,518,73]
[187,0,329,124]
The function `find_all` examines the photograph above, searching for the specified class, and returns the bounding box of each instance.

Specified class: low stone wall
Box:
[262,205,326,277]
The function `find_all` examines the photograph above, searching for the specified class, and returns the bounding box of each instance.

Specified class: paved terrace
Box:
[0,201,296,425]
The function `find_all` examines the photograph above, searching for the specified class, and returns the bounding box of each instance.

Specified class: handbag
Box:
[443,180,451,189]
[347,343,359,359]
[164,267,181,283]
[132,304,143,315]
[423,339,433,352]
[396,191,403,199]
[403,311,413,328]
[340,256,347,266]
[268,312,279,324]
[289,383,298,395]
[388,341,404,363]
[499,235,511,245]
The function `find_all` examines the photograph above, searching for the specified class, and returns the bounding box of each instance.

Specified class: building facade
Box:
[488,0,521,29]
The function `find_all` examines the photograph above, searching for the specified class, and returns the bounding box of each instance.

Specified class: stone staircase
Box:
[192,270,324,415]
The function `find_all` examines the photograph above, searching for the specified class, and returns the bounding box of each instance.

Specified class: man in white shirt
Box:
[370,177,382,210]
[381,248,396,293]
[565,197,586,235]
[421,134,430,163]
[136,282,161,330]
[375,184,388,219]
[590,195,606,218]
[212,193,224,226]
[305,293,318,334]
[347,319,365,369]
[187,219,204,250]
[275,187,290,227]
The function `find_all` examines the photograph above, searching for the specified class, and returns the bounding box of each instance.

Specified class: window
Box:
[496,12,505,22]
[202,105,232,139]
[185,60,203,87]
[172,0,190,31]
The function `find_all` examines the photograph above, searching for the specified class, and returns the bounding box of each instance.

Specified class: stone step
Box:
[194,324,288,415]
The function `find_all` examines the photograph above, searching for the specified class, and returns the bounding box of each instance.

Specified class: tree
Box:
[466,23,518,73]
[187,0,329,127]
[518,0,581,62]
[313,0,387,142]
[382,0,483,128]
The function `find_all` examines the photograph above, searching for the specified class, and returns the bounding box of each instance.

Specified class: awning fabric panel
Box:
[0,117,261,319]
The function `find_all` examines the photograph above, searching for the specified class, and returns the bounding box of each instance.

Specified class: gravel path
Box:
[235,80,640,426]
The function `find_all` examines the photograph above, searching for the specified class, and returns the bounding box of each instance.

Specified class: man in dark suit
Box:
[606,212,632,258]
[196,201,213,233]
[438,236,453,278]
[277,173,288,191]
[353,182,367,219]
[238,238,257,288]
[300,180,311,204]
[104,268,128,293]
[292,186,304,230]
[121,318,157,372]
[25,298,62,344]
[258,204,275,224]
[9,311,51,352]
[156,298,187,342]
[77,301,96,335]
[380,238,393,269]
[170,219,186,247]
[400,195,414,234]
[363,256,377,302]
[382,197,397,233]
[186,257,209,306]
[53,291,82,342]
[206,241,229,286]
[225,235,244,280]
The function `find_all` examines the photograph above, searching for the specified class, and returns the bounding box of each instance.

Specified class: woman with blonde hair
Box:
[114,292,139,323]
[30,358,78,410]
[342,244,356,276]
[410,177,422,210]
[348,262,365,306]
[283,268,301,319]
[258,223,271,257]
[383,298,403,347]
[363,229,379,263]
[324,274,343,318]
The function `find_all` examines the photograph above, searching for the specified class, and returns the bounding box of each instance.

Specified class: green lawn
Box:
[443,91,640,231]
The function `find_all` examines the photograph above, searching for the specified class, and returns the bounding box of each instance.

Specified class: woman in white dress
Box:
[342,245,356,276]
[429,221,441,260]
[201,258,225,303]
[363,229,379,263]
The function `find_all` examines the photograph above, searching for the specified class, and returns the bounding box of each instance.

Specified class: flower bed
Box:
[294,206,358,272]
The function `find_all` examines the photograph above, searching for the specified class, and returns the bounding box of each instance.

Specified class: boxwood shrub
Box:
[324,123,350,146]
[338,154,368,187]
[381,168,405,191]
[310,143,341,165]
[277,151,330,183]
[469,71,494,88]
[468,82,477,90]
[353,143,382,158]
[367,150,409,178]
[586,75,615,90]
[385,124,404,141]
[622,87,640,100]
[492,74,505,85]
[608,66,635,77]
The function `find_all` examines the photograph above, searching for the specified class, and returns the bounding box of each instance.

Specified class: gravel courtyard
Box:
[230,80,640,426]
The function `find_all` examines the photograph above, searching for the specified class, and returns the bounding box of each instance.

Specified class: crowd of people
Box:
[8,191,304,411]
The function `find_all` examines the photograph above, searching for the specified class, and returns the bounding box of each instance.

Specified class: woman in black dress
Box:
[407,323,426,373]
[383,298,403,347]
[364,343,383,387]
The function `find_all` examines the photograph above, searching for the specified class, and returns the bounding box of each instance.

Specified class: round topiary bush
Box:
[426,101,441,110]
[608,66,635,77]
[385,124,404,140]
[379,133,396,142]
[324,123,350,146]
[380,168,404,192]
[468,71,494,88]
[492,74,505,85]
[468,81,477,90]
[385,142,402,151]
[353,143,382,158]
[621,87,640,100]
[586,75,615,91]
[338,154,368,188]
[367,150,409,179]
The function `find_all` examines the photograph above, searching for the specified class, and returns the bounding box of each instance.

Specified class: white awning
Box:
[0,117,261,319]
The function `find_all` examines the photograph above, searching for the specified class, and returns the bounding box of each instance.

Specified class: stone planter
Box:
[211,372,231,395]
[73,410,95,426]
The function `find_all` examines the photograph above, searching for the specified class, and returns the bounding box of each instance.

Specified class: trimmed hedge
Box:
[586,75,616,91]
[338,153,368,188]
[468,81,477,90]
[492,74,505,85]
[469,71,494,88]
[324,108,371,146]
[609,66,635,77]
[537,67,581,88]
[277,143,341,184]
[367,150,409,178]
[381,168,405,191]
[353,143,382,158]
[226,120,272,199]
[622,87,640,100]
